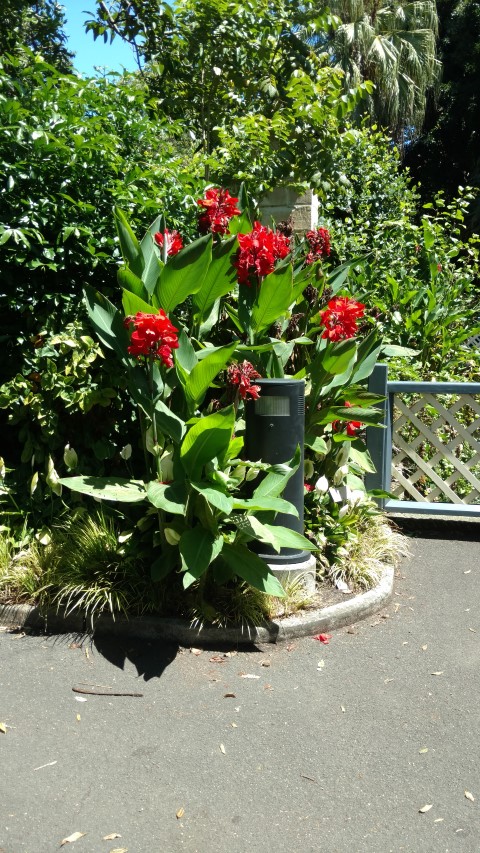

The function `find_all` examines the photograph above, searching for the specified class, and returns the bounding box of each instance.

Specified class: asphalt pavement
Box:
[1,519,480,853]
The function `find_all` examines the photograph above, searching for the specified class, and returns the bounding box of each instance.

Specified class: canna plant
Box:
[60,186,387,602]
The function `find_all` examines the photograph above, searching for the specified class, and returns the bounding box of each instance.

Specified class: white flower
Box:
[348,488,366,506]
[314,475,329,494]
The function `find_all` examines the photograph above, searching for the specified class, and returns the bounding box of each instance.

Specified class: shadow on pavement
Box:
[92,635,180,680]
[391,514,480,541]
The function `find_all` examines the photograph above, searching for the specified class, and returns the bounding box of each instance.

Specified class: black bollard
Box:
[244,378,309,565]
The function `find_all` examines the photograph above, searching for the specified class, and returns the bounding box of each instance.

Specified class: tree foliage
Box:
[325,0,440,142]
[0,0,74,71]
[404,0,480,226]
[85,0,372,191]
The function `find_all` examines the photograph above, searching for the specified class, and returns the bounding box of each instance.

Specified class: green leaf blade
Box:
[59,476,146,503]
[221,542,286,597]
[154,234,212,313]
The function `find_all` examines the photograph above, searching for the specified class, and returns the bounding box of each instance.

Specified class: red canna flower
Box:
[154,229,183,256]
[227,360,262,400]
[305,227,331,264]
[124,310,179,367]
[197,187,241,235]
[234,221,290,286]
[319,296,365,341]
[304,482,313,492]
[332,401,362,436]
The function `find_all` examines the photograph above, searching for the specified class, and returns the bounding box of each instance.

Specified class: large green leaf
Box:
[193,235,238,321]
[348,443,377,473]
[232,497,299,517]
[252,446,301,500]
[153,234,212,313]
[142,251,163,297]
[235,515,279,550]
[114,207,144,278]
[221,543,285,597]
[251,264,293,335]
[59,476,146,503]
[191,481,233,515]
[180,528,224,588]
[228,210,252,235]
[83,286,130,364]
[140,214,164,295]
[185,342,237,406]
[304,434,329,455]
[180,406,235,480]
[320,339,357,375]
[313,405,385,426]
[261,524,318,551]
[350,330,383,383]
[328,256,367,294]
[146,480,187,514]
[117,268,148,301]
[154,399,186,443]
[175,327,198,375]
[122,289,156,318]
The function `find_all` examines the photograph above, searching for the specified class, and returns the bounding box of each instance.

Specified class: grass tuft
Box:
[25,511,162,624]
[327,512,409,591]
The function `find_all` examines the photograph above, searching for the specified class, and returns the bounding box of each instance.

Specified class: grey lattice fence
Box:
[366,365,480,516]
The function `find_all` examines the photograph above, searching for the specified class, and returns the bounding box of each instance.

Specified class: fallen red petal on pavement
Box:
[313,633,332,644]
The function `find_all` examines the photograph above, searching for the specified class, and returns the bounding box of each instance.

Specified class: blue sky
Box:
[61,0,138,76]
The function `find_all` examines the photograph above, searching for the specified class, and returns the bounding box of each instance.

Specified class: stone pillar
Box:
[259,187,318,233]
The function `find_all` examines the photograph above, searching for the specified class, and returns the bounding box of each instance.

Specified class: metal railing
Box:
[366,364,480,516]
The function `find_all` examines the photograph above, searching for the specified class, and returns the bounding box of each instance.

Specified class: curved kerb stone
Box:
[0,564,394,646]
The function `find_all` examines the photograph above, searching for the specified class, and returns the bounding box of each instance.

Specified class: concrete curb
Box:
[0,564,394,645]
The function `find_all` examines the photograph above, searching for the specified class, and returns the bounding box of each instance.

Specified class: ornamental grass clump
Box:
[54,185,391,617]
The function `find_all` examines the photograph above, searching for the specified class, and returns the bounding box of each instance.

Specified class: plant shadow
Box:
[92,635,180,681]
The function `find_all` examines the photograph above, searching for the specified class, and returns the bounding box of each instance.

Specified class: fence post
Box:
[365,364,391,509]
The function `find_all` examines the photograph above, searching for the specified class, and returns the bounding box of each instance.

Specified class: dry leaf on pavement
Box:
[419,804,433,813]
[190,648,202,656]
[0,722,7,734]
[60,831,86,845]
[465,791,475,802]
[224,693,236,698]
[431,671,444,676]
[176,808,185,819]
[103,834,121,841]
[109,848,128,853]
[219,743,226,754]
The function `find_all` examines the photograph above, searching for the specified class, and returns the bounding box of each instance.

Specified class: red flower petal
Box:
[313,633,332,644]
